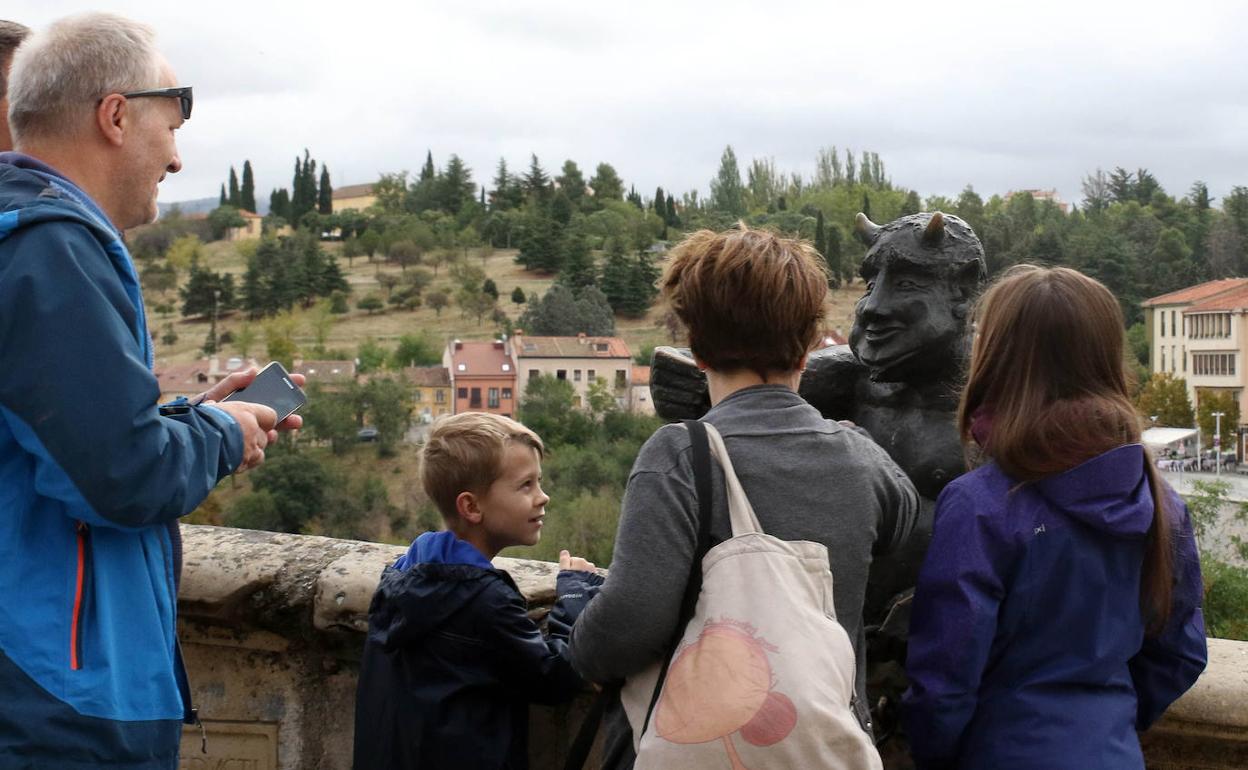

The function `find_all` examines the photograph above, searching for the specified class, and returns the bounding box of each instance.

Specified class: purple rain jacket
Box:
[903,444,1206,770]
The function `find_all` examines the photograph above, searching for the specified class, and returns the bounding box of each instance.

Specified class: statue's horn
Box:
[922,211,946,246]
[854,212,882,246]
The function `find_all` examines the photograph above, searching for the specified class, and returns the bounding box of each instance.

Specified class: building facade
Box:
[513,333,633,410]
[331,183,377,214]
[404,365,453,423]
[1144,278,1248,455]
[443,339,518,417]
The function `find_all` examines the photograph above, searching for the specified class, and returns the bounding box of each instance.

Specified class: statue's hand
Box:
[650,346,710,421]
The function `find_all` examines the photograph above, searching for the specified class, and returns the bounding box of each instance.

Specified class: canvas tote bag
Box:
[620,421,882,770]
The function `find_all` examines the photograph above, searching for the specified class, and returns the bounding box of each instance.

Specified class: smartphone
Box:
[221,361,307,422]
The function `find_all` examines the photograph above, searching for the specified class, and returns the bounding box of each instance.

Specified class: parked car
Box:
[357,427,379,442]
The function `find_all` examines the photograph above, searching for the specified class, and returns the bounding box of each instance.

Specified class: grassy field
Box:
[148,239,865,367]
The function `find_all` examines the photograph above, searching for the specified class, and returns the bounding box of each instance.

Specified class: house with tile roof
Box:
[331,183,377,214]
[443,339,517,417]
[1144,278,1248,457]
[513,332,633,410]
[403,365,453,422]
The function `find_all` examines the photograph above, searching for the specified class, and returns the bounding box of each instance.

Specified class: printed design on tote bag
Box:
[654,617,797,768]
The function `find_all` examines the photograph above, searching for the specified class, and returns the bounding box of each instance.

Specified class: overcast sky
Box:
[10,0,1248,213]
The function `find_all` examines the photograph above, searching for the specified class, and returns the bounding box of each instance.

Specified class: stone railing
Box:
[176,525,1247,769]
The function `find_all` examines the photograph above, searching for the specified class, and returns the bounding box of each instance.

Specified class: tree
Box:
[523,154,551,199]
[265,313,298,368]
[219,184,227,207]
[391,332,440,368]
[357,294,384,315]
[518,284,615,336]
[1136,373,1195,428]
[206,206,245,241]
[227,166,241,208]
[426,290,449,316]
[241,160,257,213]
[440,154,475,214]
[375,272,401,299]
[481,278,499,299]
[318,165,333,215]
[557,160,587,205]
[709,146,745,216]
[456,287,496,325]
[1197,389,1240,453]
[518,375,594,446]
[589,163,624,202]
[301,384,358,454]
[511,286,526,305]
[179,257,236,318]
[245,453,329,533]
[558,232,596,289]
[362,377,412,457]
[356,338,388,373]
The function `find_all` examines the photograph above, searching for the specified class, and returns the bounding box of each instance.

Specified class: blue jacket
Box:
[0,154,243,769]
[903,444,1207,770]
[353,531,603,769]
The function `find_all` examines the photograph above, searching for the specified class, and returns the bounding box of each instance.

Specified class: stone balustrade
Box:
[175,525,1247,769]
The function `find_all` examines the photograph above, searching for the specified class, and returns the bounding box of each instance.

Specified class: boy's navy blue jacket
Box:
[903,444,1207,770]
[0,154,243,768]
[353,531,603,769]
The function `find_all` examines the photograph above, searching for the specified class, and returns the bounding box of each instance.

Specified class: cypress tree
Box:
[666,196,679,227]
[420,150,436,183]
[318,166,333,215]
[241,160,257,213]
[219,184,227,206]
[228,166,241,208]
[654,187,666,217]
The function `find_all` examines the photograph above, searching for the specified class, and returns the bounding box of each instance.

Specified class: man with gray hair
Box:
[0,20,29,150]
[0,13,297,767]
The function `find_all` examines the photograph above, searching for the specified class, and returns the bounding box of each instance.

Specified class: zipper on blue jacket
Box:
[70,521,90,670]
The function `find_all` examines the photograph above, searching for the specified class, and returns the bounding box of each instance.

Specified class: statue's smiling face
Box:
[850,251,965,383]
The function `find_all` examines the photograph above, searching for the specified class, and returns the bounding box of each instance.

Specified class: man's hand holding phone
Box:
[197,364,308,473]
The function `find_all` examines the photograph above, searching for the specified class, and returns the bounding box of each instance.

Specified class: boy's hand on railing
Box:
[560,550,596,572]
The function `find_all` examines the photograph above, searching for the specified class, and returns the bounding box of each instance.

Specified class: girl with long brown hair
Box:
[902,265,1207,770]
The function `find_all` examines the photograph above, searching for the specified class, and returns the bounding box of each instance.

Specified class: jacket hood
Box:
[369,532,502,650]
[1032,444,1154,537]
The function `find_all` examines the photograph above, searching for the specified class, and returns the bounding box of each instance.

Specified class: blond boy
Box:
[354,413,602,769]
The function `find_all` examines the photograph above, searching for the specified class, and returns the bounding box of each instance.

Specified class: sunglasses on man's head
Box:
[119,86,193,120]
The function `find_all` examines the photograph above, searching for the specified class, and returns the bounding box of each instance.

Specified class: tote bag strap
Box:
[702,422,764,536]
[562,419,714,770]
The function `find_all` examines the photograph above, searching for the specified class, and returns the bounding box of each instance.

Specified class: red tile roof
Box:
[1186,283,1248,313]
[403,365,451,387]
[332,183,375,200]
[448,340,515,377]
[1143,278,1248,307]
[515,334,631,359]
[153,361,211,392]
[632,365,651,386]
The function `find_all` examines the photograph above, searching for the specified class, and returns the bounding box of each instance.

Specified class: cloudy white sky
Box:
[10,1,1248,212]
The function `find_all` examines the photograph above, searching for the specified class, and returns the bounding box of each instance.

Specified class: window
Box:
[1161,312,1166,338]
[1161,349,1167,372]
[413,390,422,402]
[457,363,466,372]
[1182,346,1187,373]
[573,396,582,408]
[470,387,482,407]
[488,388,500,408]
[1171,310,1177,337]
[588,369,596,381]
[615,370,627,389]
[1193,353,1237,376]
[557,369,567,380]
[596,343,608,352]
[574,369,582,382]
[530,369,540,381]
[457,387,468,399]
[502,388,512,400]
[436,389,446,403]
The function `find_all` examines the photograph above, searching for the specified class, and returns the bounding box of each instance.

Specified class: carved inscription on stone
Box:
[179,721,277,770]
